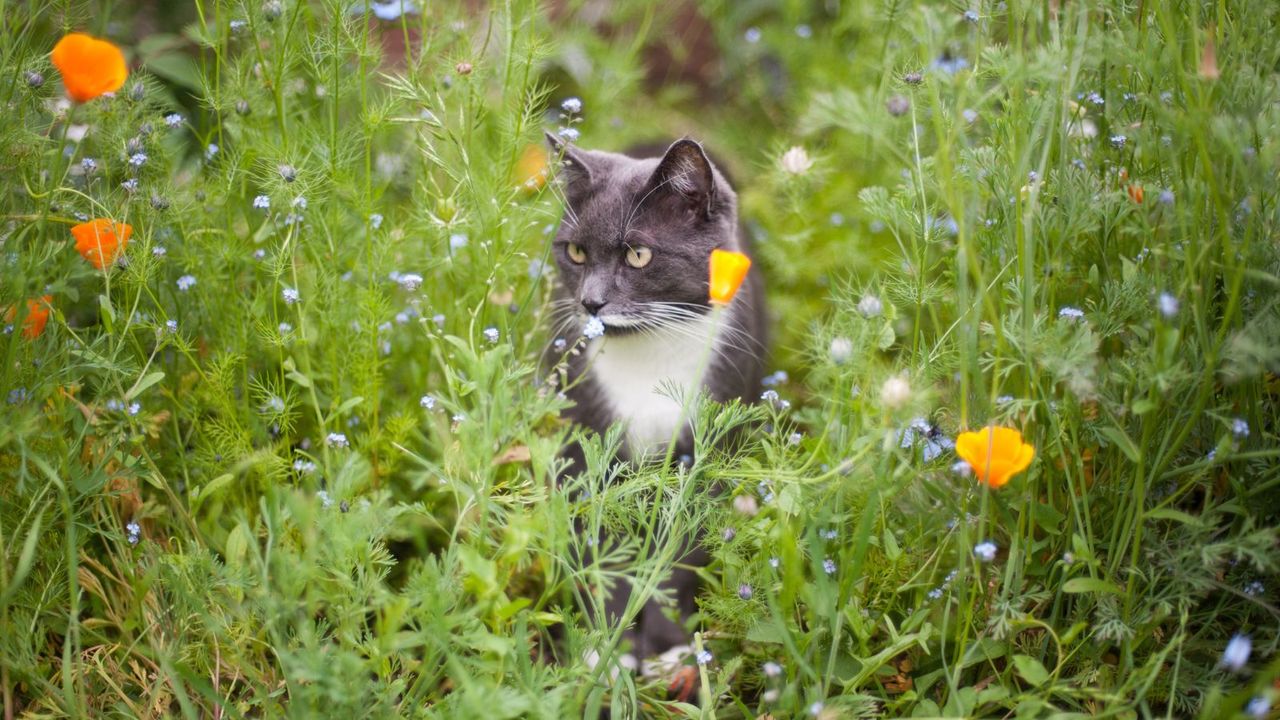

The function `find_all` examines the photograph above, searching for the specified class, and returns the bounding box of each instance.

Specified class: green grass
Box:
[1,0,1278,717]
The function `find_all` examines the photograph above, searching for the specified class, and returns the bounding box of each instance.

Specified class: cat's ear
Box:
[648,138,716,218]
[545,131,593,195]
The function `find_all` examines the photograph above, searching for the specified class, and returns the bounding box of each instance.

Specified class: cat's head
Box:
[545,134,739,332]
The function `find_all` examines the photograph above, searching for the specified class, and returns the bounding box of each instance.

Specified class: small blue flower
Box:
[696,650,713,665]
[808,701,825,717]
[121,178,139,192]
[278,322,293,334]
[552,337,567,352]
[326,432,349,448]
[931,54,970,75]
[1158,189,1175,206]
[449,233,468,252]
[370,213,384,229]
[127,402,141,416]
[126,521,142,544]
[282,287,300,304]
[1158,292,1179,319]
[560,97,582,114]
[557,127,580,142]
[822,558,836,575]
[762,661,783,678]
[316,489,334,508]
[483,327,500,344]
[1058,306,1085,321]
[744,27,762,43]
[528,259,547,279]
[81,157,97,172]
[1109,134,1127,149]
[737,583,753,600]
[129,152,148,167]
[293,459,316,474]
[974,541,998,562]
[7,388,30,404]
[206,143,219,160]
[762,370,788,387]
[721,527,736,542]
[177,275,197,291]
[165,113,184,128]
[1232,418,1250,439]
[857,294,883,317]
[962,108,978,123]
[1222,634,1251,672]
[794,24,812,39]
[1243,580,1264,597]
[769,556,780,569]
[397,273,423,291]
[419,394,436,410]
[1246,695,1271,719]
[582,316,605,339]
[253,195,270,211]
[963,9,979,22]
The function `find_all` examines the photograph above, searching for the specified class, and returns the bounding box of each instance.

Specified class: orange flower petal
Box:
[709,249,751,304]
[52,33,128,103]
[955,425,1036,488]
[71,218,132,270]
[513,144,549,192]
[4,295,52,339]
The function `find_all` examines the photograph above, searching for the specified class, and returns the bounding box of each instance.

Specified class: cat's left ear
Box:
[648,138,716,218]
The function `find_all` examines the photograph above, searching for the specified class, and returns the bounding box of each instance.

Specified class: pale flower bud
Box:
[780,146,813,175]
[880,374,911,409]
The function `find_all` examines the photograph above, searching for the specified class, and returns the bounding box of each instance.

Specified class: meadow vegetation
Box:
[1,0,1278,717]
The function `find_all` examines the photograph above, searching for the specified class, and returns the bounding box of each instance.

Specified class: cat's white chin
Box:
[595,313,645,329]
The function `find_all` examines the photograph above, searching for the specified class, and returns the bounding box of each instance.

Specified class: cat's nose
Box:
[581,299,605,316]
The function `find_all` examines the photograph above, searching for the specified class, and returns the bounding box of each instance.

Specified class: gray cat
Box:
[543,134,767,699]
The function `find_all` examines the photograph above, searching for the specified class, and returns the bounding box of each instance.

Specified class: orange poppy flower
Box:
[709,249,751,304]
[513,144,549,192]
[51,33,128,103]
[4,296,53,339]
[955,425,1036,488]
[71,218,132,269]
[1127,183,1144,204]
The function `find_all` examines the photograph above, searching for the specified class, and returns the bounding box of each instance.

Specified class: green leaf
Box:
[1012,654,1051,687]
[126,371,166,401]
[1098,426,1142,463]
[192,473,235,511]
[1144,508,1204,526]
[1062,577,1123,595]
[98,294,115,332]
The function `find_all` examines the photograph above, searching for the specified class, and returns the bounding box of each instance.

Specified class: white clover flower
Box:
[974,541,998,562]
[829,336,853,364]
[176,275,197,291]
[560,97,582,114]
[857,294,883,317]
[1222,634,1251,672]
[165,113,184,128]
[780,146,813,175]
[282,287,300,304]
[1158,292,1179,319]
[419,394,436,410]
[129,152,148,167]
[397,273,423,291]
[880,374,911,409]
[582,316,605,339]
[326,432,349,448]
[1058,306,1085,321]
[253,194,270,210]
[483,327,500,344]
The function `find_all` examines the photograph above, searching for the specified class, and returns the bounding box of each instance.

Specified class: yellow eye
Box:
[625,246,652,268]
[566,242,587,264]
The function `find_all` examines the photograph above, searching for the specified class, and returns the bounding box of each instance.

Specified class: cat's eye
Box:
[566,242,587,264]
[625,246,653,269]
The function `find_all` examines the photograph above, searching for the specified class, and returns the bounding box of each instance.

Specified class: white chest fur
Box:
[586,312,722,458]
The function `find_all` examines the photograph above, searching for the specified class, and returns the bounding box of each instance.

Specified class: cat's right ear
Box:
[545,131,593,196]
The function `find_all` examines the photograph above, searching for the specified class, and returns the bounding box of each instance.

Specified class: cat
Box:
[543,134,767,700]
